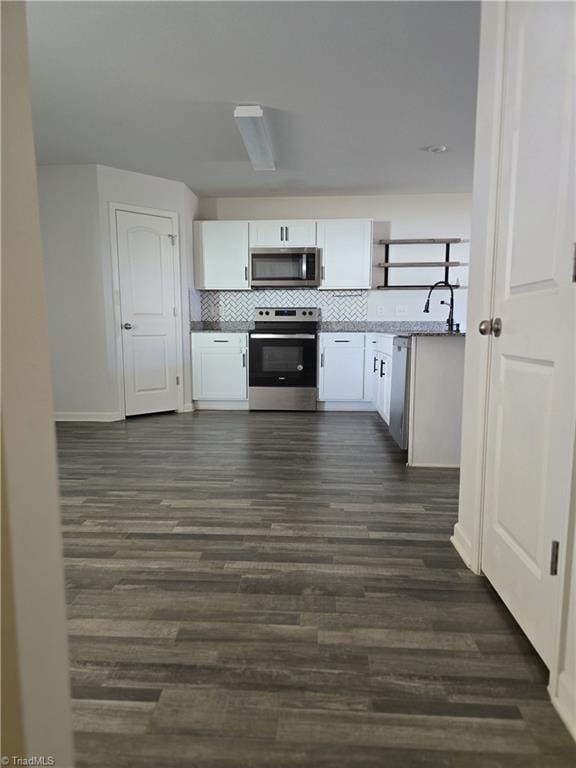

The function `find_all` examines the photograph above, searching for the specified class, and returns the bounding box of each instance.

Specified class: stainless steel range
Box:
[249,308,319,411]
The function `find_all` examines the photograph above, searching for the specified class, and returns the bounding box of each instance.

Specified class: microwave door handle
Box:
[301,254,307,281]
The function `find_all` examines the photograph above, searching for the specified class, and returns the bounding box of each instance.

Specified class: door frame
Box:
[109,202,185,419]
[453,0,576,735]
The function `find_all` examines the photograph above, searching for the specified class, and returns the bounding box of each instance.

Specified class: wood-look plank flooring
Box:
[56,412,576,767]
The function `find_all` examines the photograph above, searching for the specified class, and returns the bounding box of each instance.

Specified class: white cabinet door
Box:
[192,334,247,400]
[317,220,372,289]
[381,353,392,424]
[364,345,379,403]
[195,221,249,290]
[249,221,316,248]
[319,335,365,401]
[372,353,392,423]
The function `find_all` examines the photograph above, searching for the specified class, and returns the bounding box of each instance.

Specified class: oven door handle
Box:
[251,333,317,339]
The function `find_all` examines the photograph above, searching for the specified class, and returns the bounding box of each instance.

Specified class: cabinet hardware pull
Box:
[244,266,248,281]
[320,352,325,368]
[321,266,325,280]
[286,226,289,241]
[373,356,377,372]
[334,340,350,343]
[213,340,229,343]
[550,540,560,575]
[251,333,316,339]
[242,352,246,368]
[380,360,385,377]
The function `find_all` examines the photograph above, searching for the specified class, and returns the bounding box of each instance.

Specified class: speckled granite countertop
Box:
[190,320,463,335]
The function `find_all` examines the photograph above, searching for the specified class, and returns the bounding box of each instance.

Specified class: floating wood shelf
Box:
[376,261,469,269]
[376,284,468,291]
[377,238,468,245]
[376,237,469,290]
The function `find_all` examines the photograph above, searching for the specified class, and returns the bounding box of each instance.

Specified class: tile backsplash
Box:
[199,289,368,322]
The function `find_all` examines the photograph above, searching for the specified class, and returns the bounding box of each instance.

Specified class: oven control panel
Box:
[254,307,320,322]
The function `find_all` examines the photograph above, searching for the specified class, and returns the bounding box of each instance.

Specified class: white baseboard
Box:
[194,400,249,410]
[54,411,123,422]
[550,671,576,741]
[451,522,473,569]
[317,401,375,412]
[180,403,194,413]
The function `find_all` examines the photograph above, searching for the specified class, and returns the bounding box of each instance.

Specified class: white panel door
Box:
[317,220,372,289]
[481,1,574,666]
[196,221,249,290]
[117,210,179,416]
[249,221,316,248]
[319,346,365,401]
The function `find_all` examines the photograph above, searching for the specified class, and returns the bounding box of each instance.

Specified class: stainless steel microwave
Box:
[250,248,320,288]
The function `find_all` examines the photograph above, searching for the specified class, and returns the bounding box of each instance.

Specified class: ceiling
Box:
[26,1,481,198]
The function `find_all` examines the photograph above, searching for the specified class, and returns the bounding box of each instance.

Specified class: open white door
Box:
[116,209,179,416]
[481,1,574,667]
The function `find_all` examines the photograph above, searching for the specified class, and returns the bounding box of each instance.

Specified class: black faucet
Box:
[423,280,455,332]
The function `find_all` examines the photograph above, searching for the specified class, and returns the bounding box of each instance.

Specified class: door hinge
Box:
[173,306,177,317]
[550,540,560,575]
[168,234,177,245]
[176,375,180,386]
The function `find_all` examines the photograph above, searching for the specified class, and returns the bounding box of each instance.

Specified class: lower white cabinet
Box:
[318,334,365,401]
[374,353,392,424]
[365,334,394,423]
[191,333,248,400]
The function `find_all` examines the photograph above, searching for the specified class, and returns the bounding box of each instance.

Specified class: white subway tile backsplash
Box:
[200,289,368,322]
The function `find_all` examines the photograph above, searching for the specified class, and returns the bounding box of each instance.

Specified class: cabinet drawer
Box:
[320,333,365,348]
[192,333,247,349]
[366,333,395,355]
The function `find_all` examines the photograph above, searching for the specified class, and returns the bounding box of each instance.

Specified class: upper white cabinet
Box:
[194,221,249,290]
[318,333,365,401]
[191,333,248,400]
[317,220,372,289]
[249,221,317,248]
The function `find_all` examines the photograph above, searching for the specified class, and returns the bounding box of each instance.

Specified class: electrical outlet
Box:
[395,305,408,317]
[376,306,387,317]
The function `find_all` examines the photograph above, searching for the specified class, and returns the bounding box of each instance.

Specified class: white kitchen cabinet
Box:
[317,220,372,289]
[191,333,248,401]
[318,334,365,401]
[194,221,249,290]
[249,221,316,248]
[377,353,392,424]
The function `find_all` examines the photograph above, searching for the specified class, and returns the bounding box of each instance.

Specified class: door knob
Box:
[122,322,133,330]
[478,318,502,337]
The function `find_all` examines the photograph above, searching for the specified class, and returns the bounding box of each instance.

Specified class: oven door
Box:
[249,334,317,387]
[250,249,319,288]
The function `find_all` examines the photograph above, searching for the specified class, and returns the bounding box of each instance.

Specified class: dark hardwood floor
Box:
[56,411,576,767]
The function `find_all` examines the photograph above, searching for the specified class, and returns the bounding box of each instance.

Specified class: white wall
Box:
[38,163,199,419]
[3,3,74,761]
[38,165,115,416]
[199,193,471,327]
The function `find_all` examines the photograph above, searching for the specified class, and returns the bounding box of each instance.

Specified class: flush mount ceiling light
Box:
[234,105,276,171]
[423,144,448,154]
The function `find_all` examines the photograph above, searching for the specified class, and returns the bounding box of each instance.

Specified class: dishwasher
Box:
[389,336,411,450]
